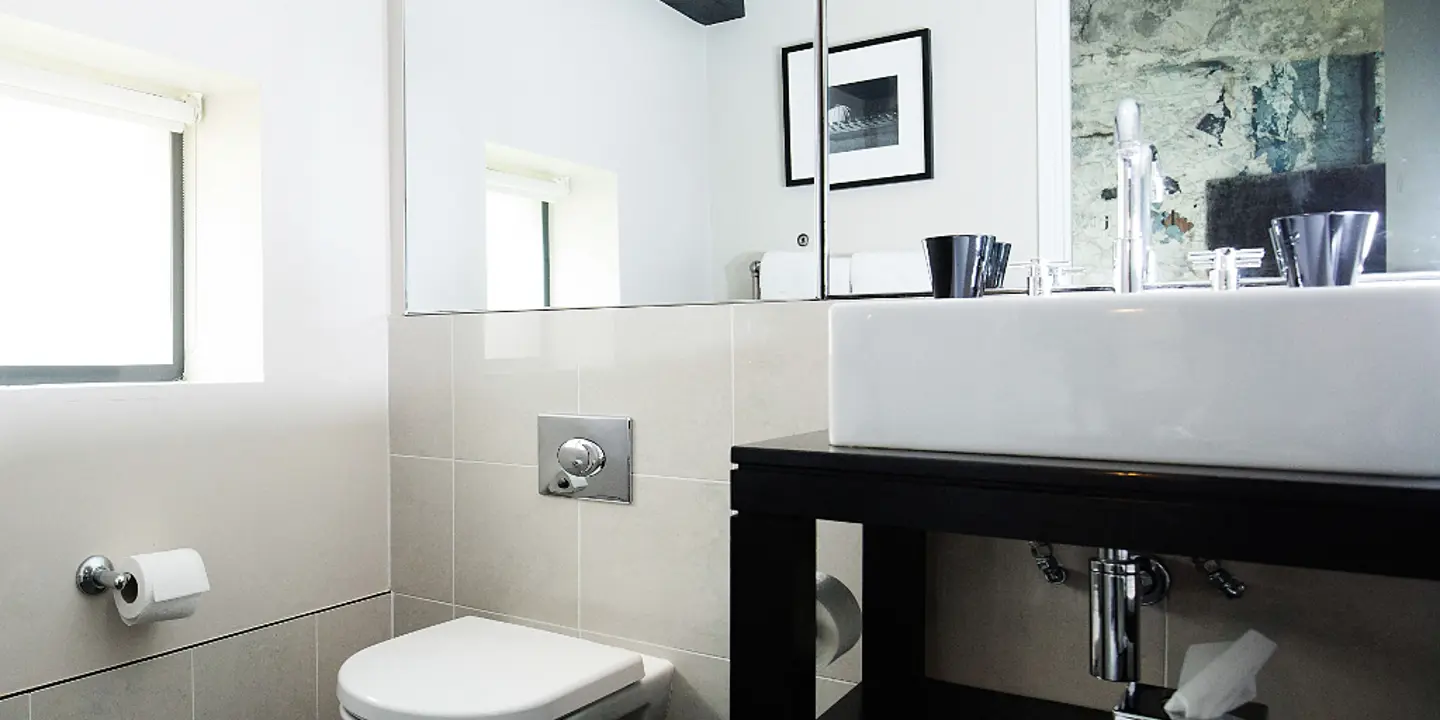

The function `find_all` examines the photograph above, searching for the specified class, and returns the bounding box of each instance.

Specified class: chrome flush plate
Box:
[537,414,633,503]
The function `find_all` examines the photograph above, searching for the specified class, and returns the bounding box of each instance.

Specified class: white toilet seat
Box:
[340,653,673,720]
[337,617,671,720]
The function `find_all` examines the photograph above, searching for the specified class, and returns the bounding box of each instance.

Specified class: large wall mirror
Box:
[403,0,1439,313]
[819,2,1066,297]
[1069,0,1439,285]
[402,0,823,313]
[819,0,1437,295]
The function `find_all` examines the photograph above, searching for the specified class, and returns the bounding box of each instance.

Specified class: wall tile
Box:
[389,315,453,458]
[318,596,392,720]
[580,476,730,656]
[575,306,733,481]
[815,678,856,719]
[0,697,26,720]
[581,632,729,720]
[816,520,862,683]
[733,301,831,446]
[927,535,1164,711]
[391,456,454,602]
[1166,561,1440,720]
[393,595,454,636]
[456,606,580,637]
[453,313,579,465]
[454,462,579,627]
[31,653,190,720]
[193,617,316,720]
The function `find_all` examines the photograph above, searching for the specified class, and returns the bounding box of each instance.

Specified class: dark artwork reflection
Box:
[829,76,899,154]
[1206,52,1387,277]
[1208,164,1387,277]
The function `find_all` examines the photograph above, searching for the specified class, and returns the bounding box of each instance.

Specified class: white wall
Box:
[706,0,820,299]
[405,0,713,311]
[707,0,1042,294]
[0,0,390,696]
[827,0,1040,262]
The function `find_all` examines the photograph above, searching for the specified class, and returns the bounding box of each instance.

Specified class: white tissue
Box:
[1163,630,1277,719]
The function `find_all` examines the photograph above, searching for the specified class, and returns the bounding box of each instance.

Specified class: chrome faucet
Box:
[1114,99,1165,294]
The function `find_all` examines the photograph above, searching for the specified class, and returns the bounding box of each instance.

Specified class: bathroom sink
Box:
[829,284,1440,476]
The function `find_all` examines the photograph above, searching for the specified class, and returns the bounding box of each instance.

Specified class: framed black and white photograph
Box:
[782,29,934,190]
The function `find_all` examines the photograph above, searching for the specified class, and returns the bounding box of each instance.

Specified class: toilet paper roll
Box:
[114,549,211,627]
[815,572,862,670]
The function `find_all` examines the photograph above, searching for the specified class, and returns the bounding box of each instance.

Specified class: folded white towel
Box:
[758,251,819,300]
[830,257,853,296]
[849,251,931,295]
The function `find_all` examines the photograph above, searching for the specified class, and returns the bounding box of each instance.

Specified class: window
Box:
[0,61,195,385]
[484,165,568,312]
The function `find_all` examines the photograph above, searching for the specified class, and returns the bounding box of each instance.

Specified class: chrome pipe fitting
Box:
[1090,550,1169,683]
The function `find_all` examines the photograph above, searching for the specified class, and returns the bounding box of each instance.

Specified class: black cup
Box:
[925,235,998,299]
[984,241,1012,290]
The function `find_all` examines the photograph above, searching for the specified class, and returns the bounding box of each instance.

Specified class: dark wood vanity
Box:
[729,431,1440,719]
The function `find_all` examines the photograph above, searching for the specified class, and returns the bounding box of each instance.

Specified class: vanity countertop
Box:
[731,431,1440,582]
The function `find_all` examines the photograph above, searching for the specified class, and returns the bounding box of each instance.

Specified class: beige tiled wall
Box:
[389,302,854,720]
[0,595,391,720]
[389,301,1440,720]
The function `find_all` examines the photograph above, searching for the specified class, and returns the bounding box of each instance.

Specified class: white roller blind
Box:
[0,58,199,133]
[486,168,571,202]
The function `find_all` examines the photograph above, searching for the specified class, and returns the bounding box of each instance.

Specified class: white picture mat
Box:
[786,34,928,185]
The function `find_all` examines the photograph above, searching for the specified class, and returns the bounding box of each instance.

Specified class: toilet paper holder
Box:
[76,555,135,598]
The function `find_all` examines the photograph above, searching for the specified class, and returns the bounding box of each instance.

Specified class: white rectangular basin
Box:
[829,284,1440,476]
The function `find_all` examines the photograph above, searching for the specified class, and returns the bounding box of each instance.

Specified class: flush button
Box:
[538,415,632,503]
[558,438,606,477]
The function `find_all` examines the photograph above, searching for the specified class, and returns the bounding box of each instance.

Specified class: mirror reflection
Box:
[1071,0,1439,285]
[403,0,819,313]
[821,2,1046,297]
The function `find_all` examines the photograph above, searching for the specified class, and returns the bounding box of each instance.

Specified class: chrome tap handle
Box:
[1028,541,1067,584]
[1188,248,1265,291]
[1020,258,1085,297]
[1192,557,1247,599]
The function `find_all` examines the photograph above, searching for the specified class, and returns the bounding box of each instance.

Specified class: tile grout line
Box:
[729,305,737,453]
[313,620,320,720]
[580,628,732,663]
[390,453,451,462]
[453,601,579,637]
[453,459,538,470]
[1163,598,1170,685]
[420,594,727,664]
[574,287,584,634]
[189,652,195,720]
[570,501,576,630]
[450,316,457,608]
[450,458,728,485]
[0,594,388,705]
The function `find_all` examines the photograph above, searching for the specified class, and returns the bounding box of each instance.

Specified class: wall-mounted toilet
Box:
[338,616,674,720]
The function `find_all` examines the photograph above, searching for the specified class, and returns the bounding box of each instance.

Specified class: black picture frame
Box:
[781,28,935,191]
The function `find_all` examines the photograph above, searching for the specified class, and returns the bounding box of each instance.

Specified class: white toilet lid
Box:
[338,617,644,720]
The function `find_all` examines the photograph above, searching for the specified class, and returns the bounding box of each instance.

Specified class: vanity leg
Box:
[731,510,816,720]
[863,525,927,716]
